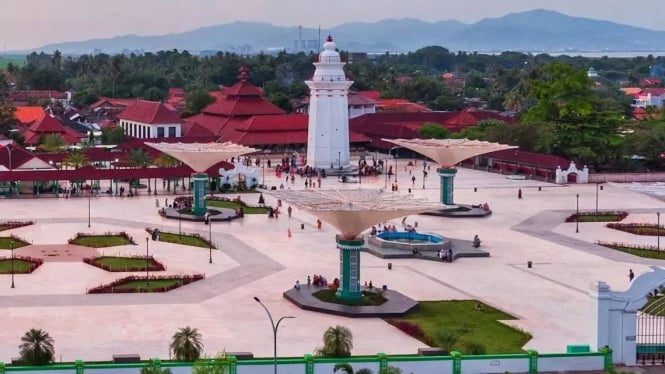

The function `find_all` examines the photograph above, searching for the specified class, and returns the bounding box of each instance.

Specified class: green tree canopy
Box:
[315,325,353,358]
[184,89,215,117]
[170,326,204,361]
[418,123,451,139]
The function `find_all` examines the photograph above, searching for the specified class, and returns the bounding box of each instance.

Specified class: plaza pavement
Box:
[0,161,663,362]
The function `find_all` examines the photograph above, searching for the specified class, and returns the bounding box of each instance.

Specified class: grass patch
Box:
[205,200,268,214]
[84,256,165,272]
[0,256,43,274]
[596,241,665,259]
[70,233,134,248]
[312,288,387,306]
[0,236,30,249]
[0,221,34,232]
[565,211,628,223]
[607,223,664,236]
[158,232,215,249]
[87,274,204,293]
[386,300,531,354]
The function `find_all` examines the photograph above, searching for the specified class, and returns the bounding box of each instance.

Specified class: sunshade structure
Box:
[384,138,517,205]
[267,188,434,301]
[145,142,258,215]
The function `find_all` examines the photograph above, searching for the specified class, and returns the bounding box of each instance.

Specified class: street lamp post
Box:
[145,236,150,286]
[422,161,426,189]
[88,183,92,228]
[209,210,213,264]
[576,193,579,233]
[595,183,600,215]
[658,212,661,251]
[253,297,295,374]
[10,241,15,288]
[179,210,182,237]
[262,166,265,187]
[338,151,341,169]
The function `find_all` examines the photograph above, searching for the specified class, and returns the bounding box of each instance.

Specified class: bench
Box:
[226,352,254,360]
[113,354,141,363]
[418,348,447,356]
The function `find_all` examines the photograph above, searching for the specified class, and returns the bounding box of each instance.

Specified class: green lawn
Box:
[0,237,29,249]
[0,56,25,69]
[158,232,214,249]
[0,259,36,274]
[313,289,387,306]
[114,279,183,291]
[598,243,665,260]
[71,235,132,248]
[577,214,625,222]
[90,256,164,271]
[387,300,531,354]
[205,200,268,214]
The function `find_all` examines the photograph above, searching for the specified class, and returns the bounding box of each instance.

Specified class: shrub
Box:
[606,223,665,236]
[564,211,628,223]
[385,319,432,345]
[0,221,34,231]
[87,274,205,294]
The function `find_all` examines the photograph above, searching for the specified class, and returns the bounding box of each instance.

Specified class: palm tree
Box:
[63,151,90,170]
[126,148,153,194]
[41,133,66,152]
[334,364,374,374]
[170,326,204,361]
[19,328,55,365]
[315,325,353,358]
[154,153,179,191]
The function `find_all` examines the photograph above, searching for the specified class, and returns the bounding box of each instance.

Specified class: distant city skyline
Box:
[2,0,665,51]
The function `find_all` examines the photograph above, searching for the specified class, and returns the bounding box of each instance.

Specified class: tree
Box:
[418,123,451,139]
[170,326,203,361]
[63,152,90,169]
[192,352,229,374]
[41,133,66,152]
[184,89,215,117]
[333,363,373,374]
[140,367,172,374]
[127,148,153,168]
[315,325,353,357]
[19,328,55,365]
[101,127,126,145]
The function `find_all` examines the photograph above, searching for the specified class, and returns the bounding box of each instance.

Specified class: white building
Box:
[305,35,354,169]
[631,88,665,109]
[117,100,182,139]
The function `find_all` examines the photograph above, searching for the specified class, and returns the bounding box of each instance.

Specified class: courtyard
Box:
[0,160,662,362]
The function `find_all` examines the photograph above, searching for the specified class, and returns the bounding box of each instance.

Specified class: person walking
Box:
[287,206,293,218]
[518,189,523,199]
[629,269,635,282]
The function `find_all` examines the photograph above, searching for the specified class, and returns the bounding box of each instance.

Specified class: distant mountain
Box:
[29,9,665,55]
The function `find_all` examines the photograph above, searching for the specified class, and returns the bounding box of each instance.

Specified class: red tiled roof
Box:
[201,96,285,117]
[22,115,84,145]
[358,91,381,100]
[117,100,182,124]
[641,88,665,97]
[181,121,217,138]
[89,97,138,110]
[0,143,36,169]
[14,106,45,125]
[377,99,431,113]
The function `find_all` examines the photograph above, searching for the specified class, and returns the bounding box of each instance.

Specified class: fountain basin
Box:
[368,231,451,251]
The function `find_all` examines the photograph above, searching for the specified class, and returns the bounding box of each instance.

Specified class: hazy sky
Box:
[3,0,665,50]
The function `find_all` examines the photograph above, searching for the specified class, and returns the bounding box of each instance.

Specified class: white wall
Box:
[237,363,305,374]
[387,359,452,374]
[313,361,378,374]
[460,357,529,374]
[538,355,604,372]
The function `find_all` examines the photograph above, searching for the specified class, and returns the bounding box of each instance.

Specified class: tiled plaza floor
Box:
[0,161,662,362]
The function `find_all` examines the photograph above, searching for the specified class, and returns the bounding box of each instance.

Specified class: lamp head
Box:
[253,296,261,303]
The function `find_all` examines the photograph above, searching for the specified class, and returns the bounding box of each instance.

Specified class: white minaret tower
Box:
[306,35,353,170]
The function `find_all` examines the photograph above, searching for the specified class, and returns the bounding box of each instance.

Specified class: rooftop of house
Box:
[14,106,45,125]
[116,100,182,124]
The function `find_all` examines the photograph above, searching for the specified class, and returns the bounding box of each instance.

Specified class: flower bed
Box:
[145,228,215,249]
[596,241,665,259]
[87,274,205,294]
[69,232,136,248]
[385,319,433,345]
[83,256,166,272]
[0,255,44,274]
[606,223,665,236]
[174,196,267,214]
[565,211,628,223]
[0,221,34,232]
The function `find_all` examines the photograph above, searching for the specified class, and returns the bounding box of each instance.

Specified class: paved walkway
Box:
[0,163,664,364]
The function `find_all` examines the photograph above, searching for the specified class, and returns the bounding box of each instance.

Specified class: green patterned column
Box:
[75,360,84,374]
[335,236,364,301]
[527,350,538,373]
[437,168,457,205]
[191,173,208,216]
[451,351,462,374]
[304,354,314,374]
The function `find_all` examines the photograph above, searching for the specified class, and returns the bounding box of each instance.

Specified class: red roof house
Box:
[22,115,84,145]
[116,101,182,139]
[14,106,45,125]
